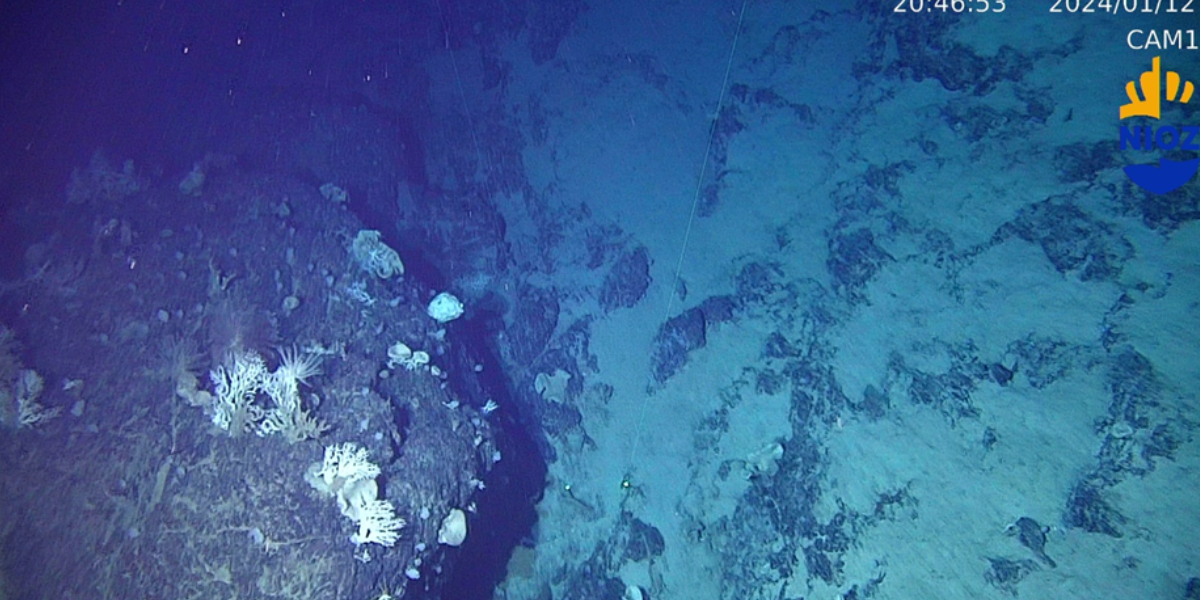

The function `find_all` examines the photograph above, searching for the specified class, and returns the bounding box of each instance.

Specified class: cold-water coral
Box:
[274,346,323,387]
[209,349,268,435]
[351,499,406,547]
[351,230,404,279]
[201,347,327,441]
[307,443,405,547]
[16,370,59,428]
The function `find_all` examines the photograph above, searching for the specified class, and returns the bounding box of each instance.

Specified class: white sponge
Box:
[427,292,464,323]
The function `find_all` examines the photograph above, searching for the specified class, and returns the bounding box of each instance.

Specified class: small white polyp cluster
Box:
[308,442,406,547]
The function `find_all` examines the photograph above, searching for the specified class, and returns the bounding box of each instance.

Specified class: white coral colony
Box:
[307,443,405,547]
[351,230,404,279]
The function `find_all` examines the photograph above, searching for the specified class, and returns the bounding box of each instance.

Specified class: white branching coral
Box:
[0,329,58,430]
[259,390,329,443]
[307,443,405,547]
[202,347,327,441]
[15,369,59,428]
[351,498,406,547]
[208,349,268,435]
[351,230,404,279]
[259,347,328,443]
[259,401,329,442]
[315,442,380,488]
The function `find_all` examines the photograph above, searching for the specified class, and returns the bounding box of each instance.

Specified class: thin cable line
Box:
[434,0,487,179]
[625,0,750,472]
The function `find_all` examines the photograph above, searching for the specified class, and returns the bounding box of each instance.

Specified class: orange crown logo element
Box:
[1120,56,1195,120]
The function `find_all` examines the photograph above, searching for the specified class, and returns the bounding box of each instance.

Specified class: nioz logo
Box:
[1118,56,1197,194]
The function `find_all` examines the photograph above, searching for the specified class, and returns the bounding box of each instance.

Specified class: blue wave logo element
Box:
[1118,57,1197,195]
